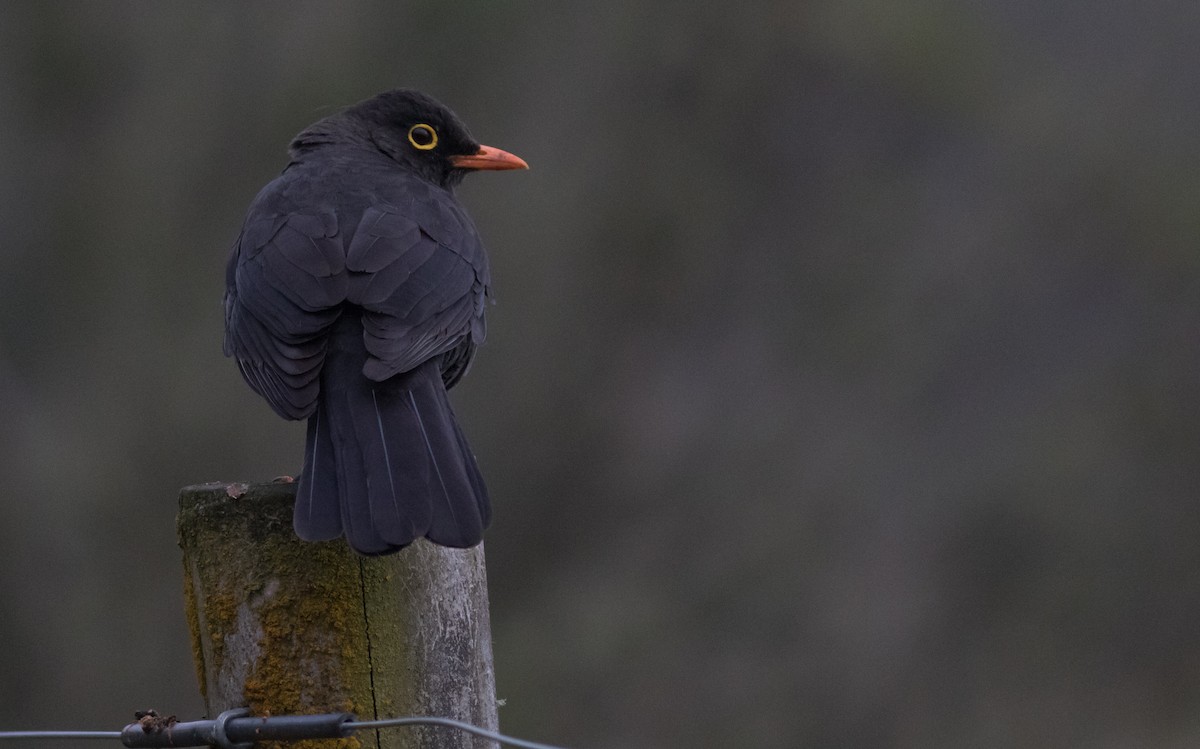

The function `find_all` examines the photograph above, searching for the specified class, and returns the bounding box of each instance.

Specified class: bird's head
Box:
[290,89,527,189]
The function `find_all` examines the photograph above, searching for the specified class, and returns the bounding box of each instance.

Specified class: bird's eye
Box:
[407,124,438,150]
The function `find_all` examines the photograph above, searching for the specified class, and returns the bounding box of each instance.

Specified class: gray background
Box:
[1,2,1198,747]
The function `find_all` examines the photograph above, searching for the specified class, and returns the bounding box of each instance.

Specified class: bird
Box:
[222,89,527,555]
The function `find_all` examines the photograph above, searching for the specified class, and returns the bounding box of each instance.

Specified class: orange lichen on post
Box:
[179,483,368,749]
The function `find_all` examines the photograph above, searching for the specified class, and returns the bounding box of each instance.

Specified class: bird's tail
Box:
[294,340,490,554]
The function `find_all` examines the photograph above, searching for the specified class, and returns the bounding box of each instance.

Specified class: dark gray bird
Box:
[223,89,526,554]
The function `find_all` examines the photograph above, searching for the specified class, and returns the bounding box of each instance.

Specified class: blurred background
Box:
[1,1,1198,747]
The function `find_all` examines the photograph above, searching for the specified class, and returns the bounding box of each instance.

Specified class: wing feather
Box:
[224,210,346,419]
[344,200,489,384]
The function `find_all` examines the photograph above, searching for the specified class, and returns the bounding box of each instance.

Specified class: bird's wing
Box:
[223,211,347,420]
[345,188,490,383]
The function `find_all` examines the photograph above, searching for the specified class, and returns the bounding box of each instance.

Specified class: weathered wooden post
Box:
[177,481,498,749]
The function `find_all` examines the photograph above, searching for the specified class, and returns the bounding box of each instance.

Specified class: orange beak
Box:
[450,144,529,171]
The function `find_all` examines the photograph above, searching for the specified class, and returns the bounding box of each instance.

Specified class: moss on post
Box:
[178,482,498,749]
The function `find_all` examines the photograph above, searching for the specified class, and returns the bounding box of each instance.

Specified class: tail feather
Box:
[293,406,342,541]
[361,385,431,545]
[403,375,488,547]
[330,383,401,554]
[295,316,490,554]
[450,406,492,528]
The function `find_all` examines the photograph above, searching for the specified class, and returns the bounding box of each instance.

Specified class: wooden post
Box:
[178,481,498,749]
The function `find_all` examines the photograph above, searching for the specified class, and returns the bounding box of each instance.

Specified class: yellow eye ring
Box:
[407,123,438,150]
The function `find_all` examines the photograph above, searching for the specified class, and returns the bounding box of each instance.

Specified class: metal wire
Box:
[0,715,570,749]
[348,716,569,749]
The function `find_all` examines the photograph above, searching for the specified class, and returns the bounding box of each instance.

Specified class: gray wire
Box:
[0,716,570,749]
[0,732,122,740]
[348,716,569,749]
